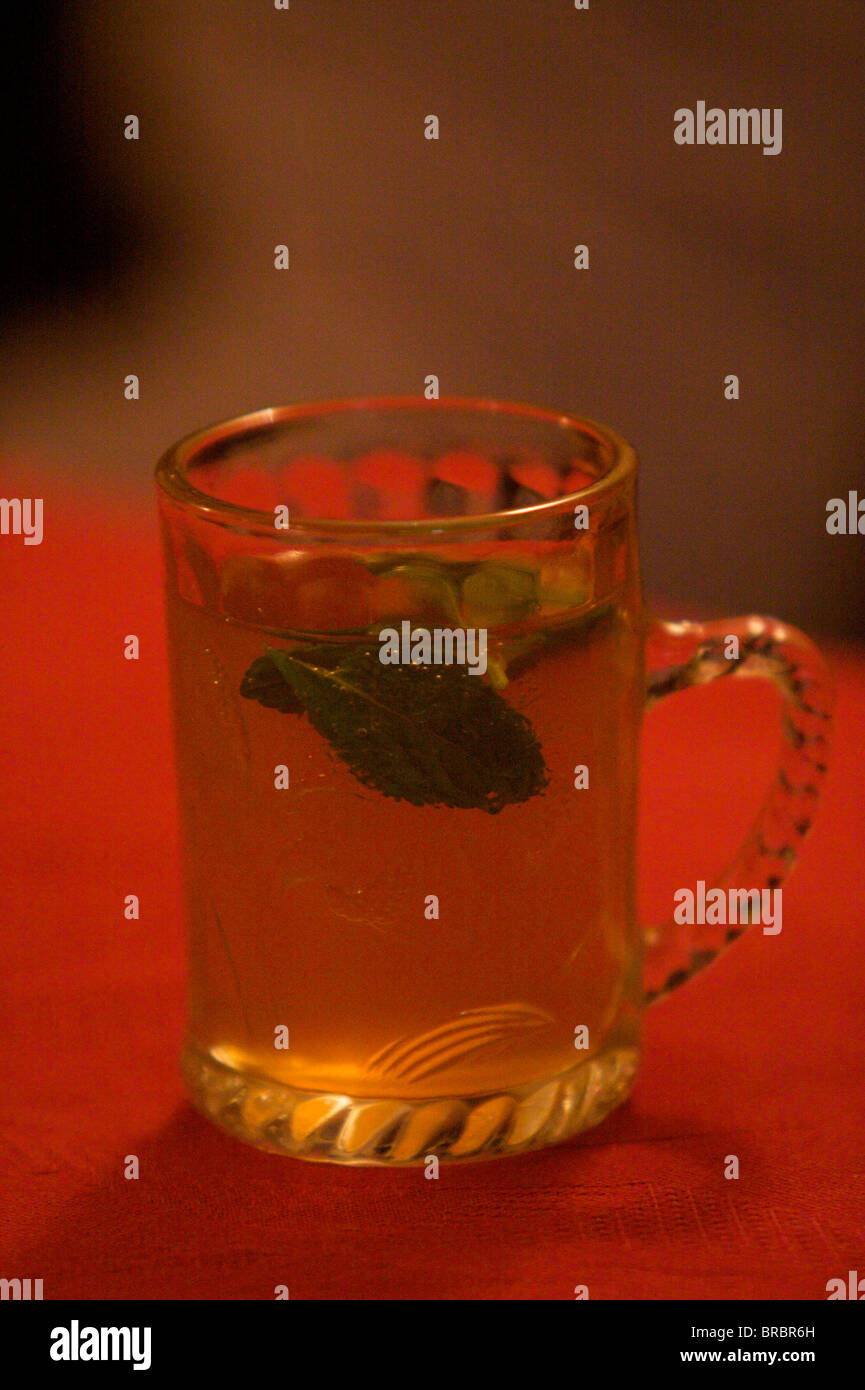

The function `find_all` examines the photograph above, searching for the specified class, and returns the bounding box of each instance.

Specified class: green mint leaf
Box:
[240,643,548,812]
[238,654,307,713]
[239,643,356,712]
[460,562,538,625]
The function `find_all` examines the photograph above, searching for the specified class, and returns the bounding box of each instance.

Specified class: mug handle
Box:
[642,613,834,1004]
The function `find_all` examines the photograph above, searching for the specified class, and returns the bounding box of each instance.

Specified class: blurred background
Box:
[2,0,863,635]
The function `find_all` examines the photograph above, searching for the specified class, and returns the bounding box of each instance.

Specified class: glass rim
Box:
[154,395,638,538]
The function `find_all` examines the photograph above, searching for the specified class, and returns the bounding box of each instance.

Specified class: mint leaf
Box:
[460,562,538,625]
[240,642,548,812]
[239,643,354,711]
[239,654,306,713]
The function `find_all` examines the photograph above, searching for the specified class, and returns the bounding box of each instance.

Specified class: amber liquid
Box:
[166,564,644,1144]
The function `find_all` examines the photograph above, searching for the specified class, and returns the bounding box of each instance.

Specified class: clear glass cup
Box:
[155,397,833,1164]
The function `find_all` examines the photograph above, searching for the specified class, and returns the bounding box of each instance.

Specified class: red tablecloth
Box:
[2,488,863,1299]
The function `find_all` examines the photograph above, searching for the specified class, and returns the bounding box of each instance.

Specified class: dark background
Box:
[3,0,863,636]
[3,3,863,1304]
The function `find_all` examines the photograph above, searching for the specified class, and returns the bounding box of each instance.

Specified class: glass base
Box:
[181,1041,639,1165]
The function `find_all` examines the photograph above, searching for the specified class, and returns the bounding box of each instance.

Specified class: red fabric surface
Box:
[2,489,863,1300]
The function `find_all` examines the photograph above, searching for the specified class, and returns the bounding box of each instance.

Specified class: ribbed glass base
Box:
[181,1041,639,1165]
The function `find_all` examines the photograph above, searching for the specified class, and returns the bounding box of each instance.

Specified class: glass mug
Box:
[155,398,833,1165]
